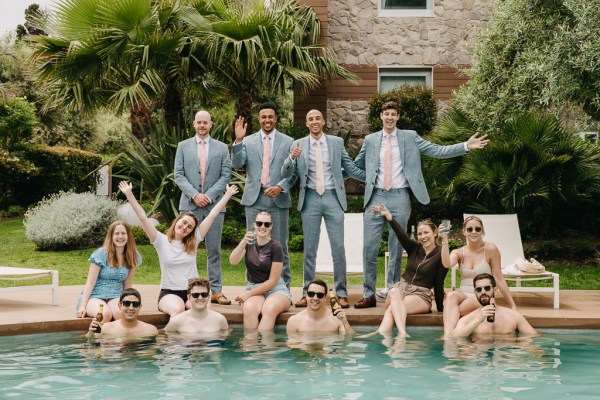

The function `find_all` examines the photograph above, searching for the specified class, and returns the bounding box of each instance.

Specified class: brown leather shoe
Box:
[211,292,231,305]
[338,296,349,308]
[354,295,376,309]
[295,297,308,307]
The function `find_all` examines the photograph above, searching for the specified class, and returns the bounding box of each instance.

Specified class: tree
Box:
[455,0,600,131]
[182,0,357,134]
[16,3,48,39]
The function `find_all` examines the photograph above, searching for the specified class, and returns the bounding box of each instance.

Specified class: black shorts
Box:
[158,288,188,305]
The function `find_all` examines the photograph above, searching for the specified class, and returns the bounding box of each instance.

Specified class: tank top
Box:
[459,246,492,292]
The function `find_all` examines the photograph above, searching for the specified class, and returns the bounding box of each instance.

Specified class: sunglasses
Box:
[306,291,326,299]
[190,292,210,298]
[474,285,493,293]
[121,300,141,308]
[254,221,272,228]
[466,226,482,233]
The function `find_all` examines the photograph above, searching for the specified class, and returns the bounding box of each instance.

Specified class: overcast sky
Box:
[0,0,56,36]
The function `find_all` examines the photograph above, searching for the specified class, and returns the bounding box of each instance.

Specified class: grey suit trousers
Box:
[189,208,225,294]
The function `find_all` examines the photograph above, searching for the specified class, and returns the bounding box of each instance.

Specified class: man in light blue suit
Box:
[231,103,296,287]
[174,110,233,305]
[353,101,489,308]
[282,109,366,308]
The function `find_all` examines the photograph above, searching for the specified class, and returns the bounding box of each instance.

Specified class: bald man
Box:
[174,110,233,305]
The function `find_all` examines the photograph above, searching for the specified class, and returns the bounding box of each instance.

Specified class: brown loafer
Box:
[295,297,308,307]
[211,292,231,305]
[354,295,376,309]
[338,296,349,308]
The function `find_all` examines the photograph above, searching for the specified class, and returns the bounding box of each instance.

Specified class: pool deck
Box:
[1,285,599,336]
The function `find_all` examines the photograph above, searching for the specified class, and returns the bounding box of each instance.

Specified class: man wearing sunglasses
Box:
[286,280,355,334]
[449,273,537,338]
[86,288,158,338]
[164,277,229,335]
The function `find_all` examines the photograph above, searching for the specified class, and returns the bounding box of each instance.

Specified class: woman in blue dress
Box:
[76,221,141,321]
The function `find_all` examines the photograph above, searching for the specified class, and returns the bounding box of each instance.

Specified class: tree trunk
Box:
[162,80,184,129]
[235,90,254,142]
[129,103,153,142]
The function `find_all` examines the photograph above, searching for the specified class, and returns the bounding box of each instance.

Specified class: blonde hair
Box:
[103,221,138,270]
[166,212,199,255]
[463,215,485,233]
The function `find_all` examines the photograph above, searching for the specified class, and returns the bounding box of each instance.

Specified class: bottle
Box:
[95,304,104,333]
[410,225,416,241]
[329,289,341,314]
[487,297,495,323]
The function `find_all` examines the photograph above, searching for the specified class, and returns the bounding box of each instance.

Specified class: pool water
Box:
[1,327,599,399]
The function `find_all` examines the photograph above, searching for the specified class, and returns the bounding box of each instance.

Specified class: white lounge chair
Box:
[0,266,59,305]
[315,213,364,288]
[451,214,560,308]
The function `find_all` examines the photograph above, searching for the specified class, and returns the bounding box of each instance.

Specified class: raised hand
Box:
[234,116,247,143]
[290,142,302,160]
[226,184,239,197]
[466,133,490,150]
[118,181,133,196]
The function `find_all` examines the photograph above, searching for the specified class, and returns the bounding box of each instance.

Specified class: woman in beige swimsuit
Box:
[441,216,517,336]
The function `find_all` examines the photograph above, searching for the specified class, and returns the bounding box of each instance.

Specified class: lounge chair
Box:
[0,266,59,305]
[451,214,560,309]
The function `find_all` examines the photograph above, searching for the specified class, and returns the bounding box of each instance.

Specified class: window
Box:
[378,68,432,92]
[379,0,433,17]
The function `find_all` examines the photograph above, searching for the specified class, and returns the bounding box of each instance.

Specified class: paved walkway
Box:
[1,285,599,335]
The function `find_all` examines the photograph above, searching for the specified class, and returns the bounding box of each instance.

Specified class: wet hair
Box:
[463,215,484,230]
[103,221,139,270]
[258,103,277,116]
[187,277,210,294]
[473,273,496,288]
[166,211,199,255]
[381,101,400,113]
[120,287,141,302]
[307,279,328,293]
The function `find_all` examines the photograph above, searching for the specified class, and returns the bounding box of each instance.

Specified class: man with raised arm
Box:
[174,110,233,305]
[286,280,355,335]
[164,277,229,335]
[449,273,538,338]
[86,288,158,339]
[231,103,296,288]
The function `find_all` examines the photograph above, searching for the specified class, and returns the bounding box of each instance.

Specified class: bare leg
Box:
[107,298,121,320]
[242,296,265,330]
[85,298,112,321]
[377,306,396,333]
[159,294,186,317]
[257,294,290,330]
[387,288,409,337]
[443,291,480,336]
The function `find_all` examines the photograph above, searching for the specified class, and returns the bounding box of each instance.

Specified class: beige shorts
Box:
[393,279,433,308]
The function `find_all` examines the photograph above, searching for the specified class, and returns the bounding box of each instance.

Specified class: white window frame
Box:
[378,67,433,93]
[378,0,434,18]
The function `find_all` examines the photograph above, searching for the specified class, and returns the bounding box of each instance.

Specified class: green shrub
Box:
[289,234,304,252]
[565,240,596,259]
[367,85,437,135]
[24,191,119,250]
[0,97,38,149]
[222,218,243,245]
[13,145,102,207]
[0,148,38,208]
[131,223,168,245]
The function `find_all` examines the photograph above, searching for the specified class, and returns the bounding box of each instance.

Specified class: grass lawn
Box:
[1,218,598,290]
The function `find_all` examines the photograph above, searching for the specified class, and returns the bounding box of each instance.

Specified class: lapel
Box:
[205,137,214,172]
[192,136,200,169]
[396,129,405,163]
[374,131,383,161]
[301,136,310,173]
[270,130,281,165]
[325,134,337,167]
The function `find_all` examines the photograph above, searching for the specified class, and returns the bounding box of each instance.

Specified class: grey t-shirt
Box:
[245,239,283,284]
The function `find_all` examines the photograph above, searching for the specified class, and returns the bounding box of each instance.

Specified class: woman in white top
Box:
[119,181,238,317]
[441,215,517,336]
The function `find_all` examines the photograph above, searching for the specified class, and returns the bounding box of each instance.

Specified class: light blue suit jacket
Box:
[231,130,296,209]
[174,136,232,212]
[355,130,466,206]
[282,134,366,211]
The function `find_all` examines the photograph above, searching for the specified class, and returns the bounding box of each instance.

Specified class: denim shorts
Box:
[246,277,292,301]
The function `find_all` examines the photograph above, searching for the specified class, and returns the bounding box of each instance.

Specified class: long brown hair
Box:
[166,211,199,255]
[103,221,138,270]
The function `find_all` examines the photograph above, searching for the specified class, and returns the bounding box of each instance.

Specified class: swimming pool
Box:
[1,327,598,399]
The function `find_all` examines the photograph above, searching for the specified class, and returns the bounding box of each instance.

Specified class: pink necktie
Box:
[261,135,271,186]
[199,139,207,192]
[384,134,392,191]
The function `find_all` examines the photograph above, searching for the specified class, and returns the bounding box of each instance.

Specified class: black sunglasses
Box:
[466,226,482,233]
[255,221,272,228]
[474,285,493,293]
[306,291,326,299]
[121,300,141,308]
[190,292,210,298]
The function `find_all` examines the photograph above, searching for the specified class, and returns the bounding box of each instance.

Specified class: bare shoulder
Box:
[484,241,500,254]
[140,321,158,335]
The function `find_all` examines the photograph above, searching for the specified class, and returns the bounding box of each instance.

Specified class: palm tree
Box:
[31,0,218,137]
[182,0,358,134]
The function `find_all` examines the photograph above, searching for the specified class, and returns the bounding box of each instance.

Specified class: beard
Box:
[478,294,492,306]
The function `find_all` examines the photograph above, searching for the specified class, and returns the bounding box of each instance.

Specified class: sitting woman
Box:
[119,181,238,317]
[442,215,517,336]
[229,211,291,331]
[76,221,140,321]
[376,204,451,337]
